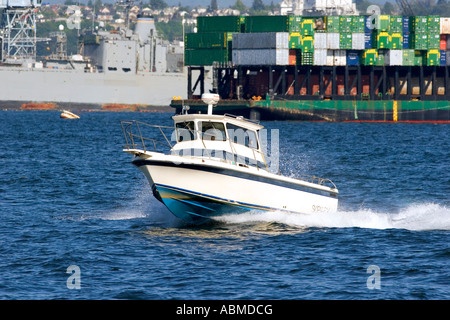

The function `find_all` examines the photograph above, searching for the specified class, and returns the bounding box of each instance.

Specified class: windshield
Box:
[176,121,196,142]
[199,121,227,141]
[226,123,258,149]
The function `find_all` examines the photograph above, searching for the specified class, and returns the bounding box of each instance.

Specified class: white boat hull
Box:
[60,110,80,119]
[133,155,338,225]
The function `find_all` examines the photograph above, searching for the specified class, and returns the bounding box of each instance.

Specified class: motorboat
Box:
[60,110,80,119]
[121,93,338,225]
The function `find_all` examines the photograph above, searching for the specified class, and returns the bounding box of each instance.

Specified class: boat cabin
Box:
[171,113,268,170]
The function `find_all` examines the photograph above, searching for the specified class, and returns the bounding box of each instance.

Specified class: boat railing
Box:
[121,120,267,169]
[121,120,174,153]
[304,176,337,190]
[223,113,260,124]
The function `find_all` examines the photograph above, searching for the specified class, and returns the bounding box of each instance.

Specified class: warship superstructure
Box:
[0,0,187,110]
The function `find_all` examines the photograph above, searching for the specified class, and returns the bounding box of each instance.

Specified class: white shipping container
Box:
[314,33,327,49]
[352,33,365,50]
[232,33,289,50]
[276,33,289,49]
[275,48,289,65]
[314,49,328,65]
[386,50,403,66]
[334,50,346,66]
[326,50,334,66]
[327,33,340,50]
[440,18,450,34]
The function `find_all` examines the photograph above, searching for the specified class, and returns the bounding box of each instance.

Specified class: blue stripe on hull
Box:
[156,184,264,225]
[133,159,337,199]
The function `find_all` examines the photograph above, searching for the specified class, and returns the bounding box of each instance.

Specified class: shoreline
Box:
[0,101,174,113]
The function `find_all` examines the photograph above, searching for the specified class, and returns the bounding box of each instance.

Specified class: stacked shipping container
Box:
[185,15,450,67]
[185,16,242,65]
[232,33,290,65]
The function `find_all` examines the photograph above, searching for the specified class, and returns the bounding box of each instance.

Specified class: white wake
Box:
[216,203,450,231]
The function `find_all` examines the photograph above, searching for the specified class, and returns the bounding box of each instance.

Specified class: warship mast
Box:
[0,0,42,64]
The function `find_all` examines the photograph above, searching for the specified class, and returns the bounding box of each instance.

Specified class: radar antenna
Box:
[116,0,142,30]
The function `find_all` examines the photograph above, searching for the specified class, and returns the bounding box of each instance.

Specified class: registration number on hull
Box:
[312,205,330,213]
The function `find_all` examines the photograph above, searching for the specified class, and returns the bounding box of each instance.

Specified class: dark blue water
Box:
[1,111,449,300]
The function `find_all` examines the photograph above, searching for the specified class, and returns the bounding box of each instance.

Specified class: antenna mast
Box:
[1,0,42,64]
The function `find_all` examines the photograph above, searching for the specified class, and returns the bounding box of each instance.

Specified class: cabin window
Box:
[200,122,226,141]
[176,121,196,142]
[226,124,258,149]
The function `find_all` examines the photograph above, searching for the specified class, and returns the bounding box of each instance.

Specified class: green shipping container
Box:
[353,16,364,32]
[427,16,440,33]
[351,16,365,33]
[340,32,352,49]
[289,33,301,49]
[402,49,415,66]
[362,49,378,65]
[414,50,424,66]
[185,32,233,49]
[391,33,403,50]
[197,16,242,33]
[288,16,302,32]
[376,15,390,31]
[184,48,229,66]
[427,33,440,49]
[412,33,428,50]
[326,16,340,32]
[374,31,391,49]
[390,16,403,33]
[289,33,314,51]
[301,19,315,36]
[300,51,314,65]
[425,49,440,66]
[410,16,428,33]
[301,35,314,52]
[289,16,319,34]
[375,50,386,66]
[245,15,289,33]
[339,16,352,33]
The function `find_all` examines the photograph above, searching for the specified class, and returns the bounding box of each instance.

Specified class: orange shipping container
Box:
[289,49,297,65]
[440,34,447,50]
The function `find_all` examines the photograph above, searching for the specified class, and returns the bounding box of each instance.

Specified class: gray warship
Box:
[0,0,187,111]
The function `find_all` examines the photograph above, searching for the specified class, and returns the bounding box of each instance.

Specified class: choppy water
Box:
[0,111,449,300]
